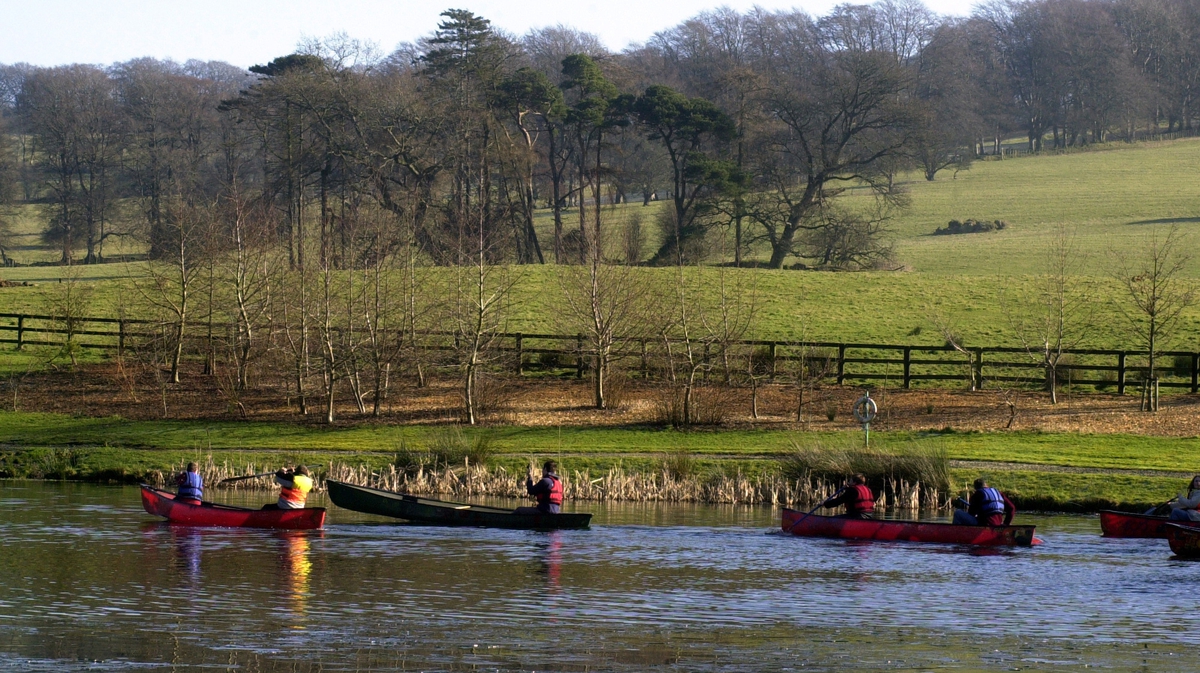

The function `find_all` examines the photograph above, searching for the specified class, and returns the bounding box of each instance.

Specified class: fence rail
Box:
[1,312,1195,394]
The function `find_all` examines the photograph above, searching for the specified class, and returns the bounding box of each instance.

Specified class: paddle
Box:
[787,486,846,534]
[217,466,317,485]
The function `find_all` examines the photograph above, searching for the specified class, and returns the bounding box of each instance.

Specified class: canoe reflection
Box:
[171,526,202,581]
[276,530,318,627]
[534,531,563,590]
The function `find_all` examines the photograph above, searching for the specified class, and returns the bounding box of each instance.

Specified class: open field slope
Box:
[1,139,1199,351]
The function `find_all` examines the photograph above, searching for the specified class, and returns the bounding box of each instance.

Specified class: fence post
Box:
[15,315,23,351]
[1192,353,1198,394]
[769,342,777,380]
[836,345,846,385]
[576,334,584,379]
[1117,352,1126,395]
[118,319,125,357]
[515,333,523,375]
[903,347,911,389]
[974,348,984,390]
[640,339,648,379]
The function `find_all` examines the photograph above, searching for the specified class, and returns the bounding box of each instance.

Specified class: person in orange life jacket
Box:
[822,474,875,519]
[952,478,1015,526]
[262,465,313,510]
[515,461,563,515]
[175,462,203,505]
[1167,475,1200,521]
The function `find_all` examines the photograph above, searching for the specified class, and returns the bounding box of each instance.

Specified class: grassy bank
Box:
[1,411,1194,511]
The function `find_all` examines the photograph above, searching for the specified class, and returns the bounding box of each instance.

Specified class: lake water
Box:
[0,482,1196,671]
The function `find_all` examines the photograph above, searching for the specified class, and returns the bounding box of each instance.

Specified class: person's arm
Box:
[1174,492,1200,509]
[1002,493,1016,526]
[176,472,186,486]
[823,490,850,509]
[528,477,551,497]
[967,491,983,519]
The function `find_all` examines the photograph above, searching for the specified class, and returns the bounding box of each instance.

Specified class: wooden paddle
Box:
[787,486,846,534]
[216,466,317,485]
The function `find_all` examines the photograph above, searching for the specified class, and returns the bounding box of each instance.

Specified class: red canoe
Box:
[1099,509,1200,538]
[140,484,326,530]
[781,509,1039,547]
[1165,524,1200,557]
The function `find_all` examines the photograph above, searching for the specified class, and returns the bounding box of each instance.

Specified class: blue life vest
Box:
[178,471,204,501]
[978,487,1005,515]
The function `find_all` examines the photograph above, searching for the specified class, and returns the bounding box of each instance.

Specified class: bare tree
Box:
[560,208,652,409]
[1111,225,1195,411]
[136,198,211,383]
[1005,225,1094,403]
[450,230,519,425]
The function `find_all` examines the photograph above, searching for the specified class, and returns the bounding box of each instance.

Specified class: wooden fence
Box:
[1,312,1197,394]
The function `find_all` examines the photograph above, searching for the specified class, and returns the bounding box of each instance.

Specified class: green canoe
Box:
[326,480,592,529]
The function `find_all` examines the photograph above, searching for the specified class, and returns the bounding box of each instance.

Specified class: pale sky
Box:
[2,0,980,69]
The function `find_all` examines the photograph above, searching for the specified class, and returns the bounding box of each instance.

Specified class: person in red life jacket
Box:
[822,474,875,519]
[952,478,1015,526]
[262,465,313,510]
[175,462,203,505]
[515,461,563,515]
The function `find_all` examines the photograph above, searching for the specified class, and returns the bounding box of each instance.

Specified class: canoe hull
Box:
[326,480,591,529]
[1166,524,1200,557]
[140,485,326,530]
[781,509,1037,547]
[1099,509,1200,538]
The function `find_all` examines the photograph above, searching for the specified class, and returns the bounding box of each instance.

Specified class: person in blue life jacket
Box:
[953,478,1015,526]
[175,462,204,505]
[515,461,563,515]
[823,474,875,519]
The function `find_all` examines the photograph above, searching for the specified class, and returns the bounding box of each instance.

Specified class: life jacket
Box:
[278,474,313,509]
[536,474,564,506]
[848,484,875,514]
[177,471,203,502]
[978,487,1006,516]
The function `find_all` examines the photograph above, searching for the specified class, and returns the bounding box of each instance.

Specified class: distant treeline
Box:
[0,0,1195,271]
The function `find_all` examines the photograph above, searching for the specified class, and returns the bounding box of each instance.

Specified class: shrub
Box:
[781,437,951,496]
[603,369,631,410]
[661,450,697,479]
[1094,370,1117,392]
[395,426,495,473]
[1171,354,1195,379]
[933,219,1009,235]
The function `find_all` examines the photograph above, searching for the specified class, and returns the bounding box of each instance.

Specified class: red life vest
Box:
[537,475,564,506]
[848,484,875,514]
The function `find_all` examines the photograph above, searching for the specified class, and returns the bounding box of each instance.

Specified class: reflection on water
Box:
[1,482,1199,671]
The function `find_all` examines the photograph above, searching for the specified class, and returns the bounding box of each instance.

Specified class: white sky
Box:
[2,0,980,69]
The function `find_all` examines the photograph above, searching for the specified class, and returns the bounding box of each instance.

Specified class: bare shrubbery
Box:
[781,437,951,500]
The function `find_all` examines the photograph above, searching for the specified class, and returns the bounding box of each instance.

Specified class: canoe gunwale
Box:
[139,484,326,530]
[325,479,592,529]
[780,508,1037,547]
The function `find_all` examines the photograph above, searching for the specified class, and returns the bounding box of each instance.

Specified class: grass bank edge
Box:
[1,411,1198,472]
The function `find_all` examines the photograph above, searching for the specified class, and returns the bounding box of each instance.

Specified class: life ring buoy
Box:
[852,395,878,424]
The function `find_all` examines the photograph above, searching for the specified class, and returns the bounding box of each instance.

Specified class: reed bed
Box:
[152,456,950,510]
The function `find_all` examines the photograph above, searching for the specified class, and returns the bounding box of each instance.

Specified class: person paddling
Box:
[1167,475,1200,522]
[516,461,563,515]
[953,479,1015,527]
[175,462,203,505]
[822,474,875,519]
[263,465,313,510]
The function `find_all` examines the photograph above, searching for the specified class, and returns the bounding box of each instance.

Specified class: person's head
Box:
[187,462,198,473]
[543,460,558,476]
[974,478,988,491]
[849,473,866,486]
[296,465,310,477]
